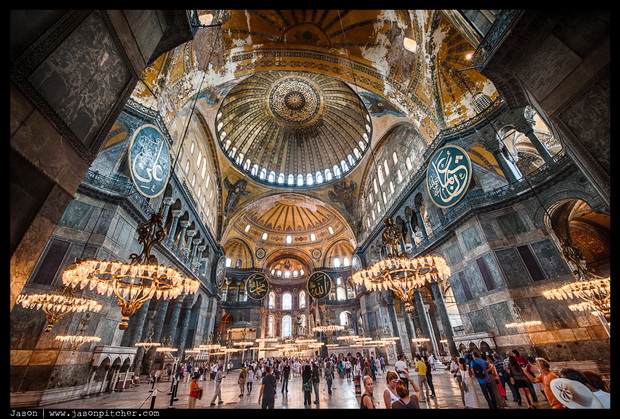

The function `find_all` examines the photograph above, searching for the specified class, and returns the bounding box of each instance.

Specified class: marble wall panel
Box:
[468,309,491,334]
[449,273,465,303]
[464,261,486,295]
[444,242,462,265]
[28,11,132,148]
[489,301,514,336]
[530,238,572,279]
[59,200,95,231]
[482,252,505,289]
[460,224,482,253]
[494,248,530,287]
[496,211,527,238]
[531,295,579,329]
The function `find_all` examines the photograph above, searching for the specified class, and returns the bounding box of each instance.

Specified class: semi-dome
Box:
[215,70,372,187]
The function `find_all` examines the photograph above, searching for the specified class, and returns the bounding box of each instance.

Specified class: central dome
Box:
[215,71,372,187]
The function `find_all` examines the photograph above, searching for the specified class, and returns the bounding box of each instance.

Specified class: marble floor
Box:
[41,366,551,411]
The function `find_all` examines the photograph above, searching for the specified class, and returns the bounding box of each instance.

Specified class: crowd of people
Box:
[182,349,610,409]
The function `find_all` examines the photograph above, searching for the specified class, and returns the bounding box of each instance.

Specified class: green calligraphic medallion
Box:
[426,145,472,208]
[307,271,332,299]
[246,273,269,300]
[128,124,171,198]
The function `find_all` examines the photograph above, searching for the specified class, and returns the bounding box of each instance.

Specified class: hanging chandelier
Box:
[62,212,200,330]
[542,240,610,323]
[55,313,101,353]
[135,329,161,350]
[16,286,103,332]
[352,218,451,312]
[312,325,346,333]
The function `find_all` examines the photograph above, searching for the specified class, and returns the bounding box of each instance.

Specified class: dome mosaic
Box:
[215,71,372,187]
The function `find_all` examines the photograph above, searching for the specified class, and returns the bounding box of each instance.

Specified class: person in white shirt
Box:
[394,355,410,390]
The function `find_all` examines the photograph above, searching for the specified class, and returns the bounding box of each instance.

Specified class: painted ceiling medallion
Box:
[216,70,372,188]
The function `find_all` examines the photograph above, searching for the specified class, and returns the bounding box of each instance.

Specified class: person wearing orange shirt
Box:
[523,358,565,409]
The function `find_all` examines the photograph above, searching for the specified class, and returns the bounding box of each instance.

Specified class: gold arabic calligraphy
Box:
[428,148,470,205]
[308,272,331,298]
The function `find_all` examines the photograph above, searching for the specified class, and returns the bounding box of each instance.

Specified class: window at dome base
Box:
[215,70,372,188]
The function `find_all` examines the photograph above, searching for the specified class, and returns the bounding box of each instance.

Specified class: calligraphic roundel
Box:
[426,144,472,208]
[246,273,269,300]
[128,124,171,198]
[307,271,332,299]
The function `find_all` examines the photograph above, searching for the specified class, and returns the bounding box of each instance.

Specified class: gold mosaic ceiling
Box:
[215,70,371,187]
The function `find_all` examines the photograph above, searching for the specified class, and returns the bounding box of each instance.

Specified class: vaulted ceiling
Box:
[125,10,500,267]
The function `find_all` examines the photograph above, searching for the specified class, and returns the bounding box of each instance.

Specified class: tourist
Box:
[485,354,506,408]
[506,355,535,408]
[550,377,604,409]
[582,370,610,408]
[469,351,497,409]
[394,354,409,389]
[302,364,313,406]
[353,358,362,397]
[512,350,538,402]
[238,366,247,397]
[558,368,610,409]
[414,354,430,402]
[311,361,321,404]
[522,358,564,409]
[502,351,521,404]
[458,357,481,408]
[423,355,436,398]
[345,358,352,380]
[450,355,465,404]
[188,373,202,409]
[281,360,290,393]
[324,360,334,395]
[391,379,420,409]
[209,364,226,406]
[526,356,545,400]
[382,371,400,408]
[360,375,376,409]
[246,366,255,395]
[379,355,386,373]
[428,353,437,371]
[258,366,277,409]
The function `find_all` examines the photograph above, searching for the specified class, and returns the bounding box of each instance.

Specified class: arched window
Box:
[378,166,384,184]
[299,291,306,308]
[268,315,275,337]
[268,171,275,183]
[277,173,285,184]
[288,174,295,185]
[297,174,304,186]
[393,151,398,164]
[384,159,390,176]
[348,154,355,166]
[259,168,267,180]
[333,165,341,177]
[339,311,350,326]
[268,292,275,309]
[282,315,292,338]
[333,257,340,268]
[251,164,259,177]
[325,169,332,181]
[282,292,292,310]
[307,173,314,185]
[337,287,346,300]
[406,156,413,171]
[315,171,323,184]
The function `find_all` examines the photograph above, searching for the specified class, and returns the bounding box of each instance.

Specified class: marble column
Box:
[414,288,432,342]
[176,297,194,360]
[161,197,174,226]
[190,239,202,267]
[120,298,149,347]
[520,108,553,163]
[177,221,189,253]
[145,299,170,369]
[404,209,417,251]
[485,139,520,183]
[414,206,428,241]
[195,245,205,272]
[166,210,182,246]
[164,297,184,345]
[430,279,458,356]
[185,230,196,258]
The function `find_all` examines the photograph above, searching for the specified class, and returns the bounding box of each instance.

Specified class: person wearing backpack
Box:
[469,351,498,409]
